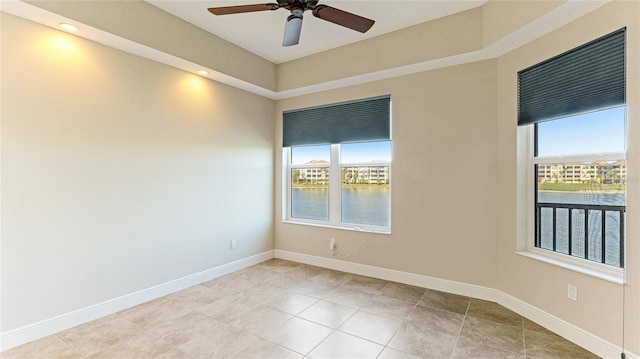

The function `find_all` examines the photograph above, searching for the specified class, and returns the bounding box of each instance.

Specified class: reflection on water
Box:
[342,187,390,227]
[291,188,329,221]
[291,186,389,226]
[538,191,624,206]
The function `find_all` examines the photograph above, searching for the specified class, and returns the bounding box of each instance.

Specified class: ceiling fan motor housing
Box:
[277,0,319,11]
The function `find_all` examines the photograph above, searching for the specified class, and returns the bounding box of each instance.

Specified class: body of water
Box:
[291,186,389,226]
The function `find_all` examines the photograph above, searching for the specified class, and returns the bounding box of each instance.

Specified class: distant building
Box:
[296,160,329,185]
[537,161,626,184]
[295,160,389,185]
[343,166,389,184]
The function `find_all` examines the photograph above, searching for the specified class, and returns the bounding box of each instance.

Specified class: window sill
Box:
[516,249,624,284]
[282,220,391,235]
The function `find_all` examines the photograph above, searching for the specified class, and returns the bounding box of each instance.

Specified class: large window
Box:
[518,28,626,271]
[283,96,391,232]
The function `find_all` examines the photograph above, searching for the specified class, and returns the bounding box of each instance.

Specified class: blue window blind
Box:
[283,95,391,147]
[518,28,625,126]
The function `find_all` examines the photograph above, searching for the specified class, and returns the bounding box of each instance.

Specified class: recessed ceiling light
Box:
[60,23,78,32]
[198,70,209,75]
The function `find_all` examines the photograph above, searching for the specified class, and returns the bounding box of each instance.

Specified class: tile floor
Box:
[3,259,600,359]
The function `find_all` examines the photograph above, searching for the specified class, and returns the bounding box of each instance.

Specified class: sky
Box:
[291,141,392,164]
[537,106,626,157]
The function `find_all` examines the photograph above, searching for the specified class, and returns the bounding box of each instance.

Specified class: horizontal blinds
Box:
[283,96,390,147]
[518,28,625,126]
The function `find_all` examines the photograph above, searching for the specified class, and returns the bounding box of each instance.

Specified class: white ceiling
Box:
[146,0,487,63]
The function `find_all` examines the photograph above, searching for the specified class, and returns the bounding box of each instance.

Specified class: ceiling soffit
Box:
[3,0,609,99]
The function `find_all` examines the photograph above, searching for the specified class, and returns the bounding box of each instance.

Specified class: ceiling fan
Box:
[207,0,375,47]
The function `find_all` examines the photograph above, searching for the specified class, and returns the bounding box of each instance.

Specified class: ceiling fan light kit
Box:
[207,0,375,47]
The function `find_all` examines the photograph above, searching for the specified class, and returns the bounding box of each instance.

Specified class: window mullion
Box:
[330,144,341,226]
[285,147,292,221]
[527,125,536,251]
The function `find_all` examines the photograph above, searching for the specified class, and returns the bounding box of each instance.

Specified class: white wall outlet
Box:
[230,240,237,249]
[330,238,336,250]
[567,284,578,301]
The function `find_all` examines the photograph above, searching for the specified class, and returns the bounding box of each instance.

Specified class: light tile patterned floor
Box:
[3,259,600,358]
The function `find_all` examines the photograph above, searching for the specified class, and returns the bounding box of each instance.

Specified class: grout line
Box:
[448,297,471,359]
[304,327,336,357]
[54,333,85,359]
[522,316,527,358]
[375,290,423,358]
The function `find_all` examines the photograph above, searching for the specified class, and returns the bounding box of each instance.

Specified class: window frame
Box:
[516,28,626,283]
[284,143,392,233]
[520,123,625,283]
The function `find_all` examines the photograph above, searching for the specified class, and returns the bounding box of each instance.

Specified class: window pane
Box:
[341,166,390,227]
[537,107,625,157]
[536,161,625,267]
[341,141,391,164]
[291,145,330,165]
[291,168,329,221]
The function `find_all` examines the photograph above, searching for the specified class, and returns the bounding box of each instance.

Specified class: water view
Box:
[291,185,390,227]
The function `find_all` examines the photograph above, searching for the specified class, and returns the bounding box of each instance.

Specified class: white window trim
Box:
[283,144,392,234]
[517,125,625,284]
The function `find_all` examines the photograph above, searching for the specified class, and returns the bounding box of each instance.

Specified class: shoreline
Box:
[538,189,625,194]
[293,184,389,189]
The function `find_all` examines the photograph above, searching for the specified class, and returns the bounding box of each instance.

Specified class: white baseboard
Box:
[274,249,497,302]
[0,250,274,352]
[274,249,636,359]
[497,292,633,359]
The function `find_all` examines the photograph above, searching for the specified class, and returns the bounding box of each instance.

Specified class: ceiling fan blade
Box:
[312,4,374,33]
[208,3,279,15]
[283,14,303,47]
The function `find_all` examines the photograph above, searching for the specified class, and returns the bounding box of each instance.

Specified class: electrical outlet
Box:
[330,238,336,250]
[230,240,237,249]
[567,284,578,301]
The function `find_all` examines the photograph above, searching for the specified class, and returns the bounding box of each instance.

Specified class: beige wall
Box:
[275,59,499,288]
[495,0,640,351]
[481,0,565,47]
[25,0,277,91]
[0,14,275,331]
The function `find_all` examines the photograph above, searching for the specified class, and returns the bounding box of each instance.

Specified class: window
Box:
[283,96,391,232]
[518,28,626,272]
[533,108,626,268]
